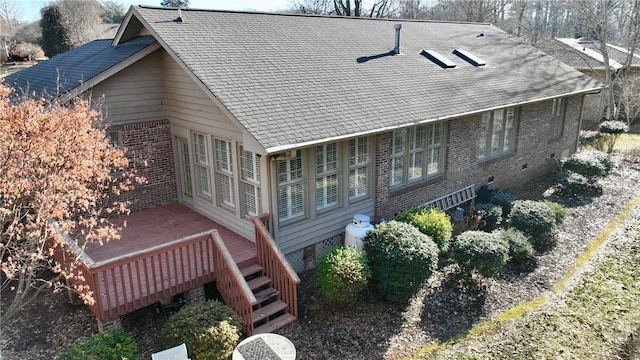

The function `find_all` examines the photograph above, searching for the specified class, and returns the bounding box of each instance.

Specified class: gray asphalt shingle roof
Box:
[4,36,156,98]
[130,6,601,152]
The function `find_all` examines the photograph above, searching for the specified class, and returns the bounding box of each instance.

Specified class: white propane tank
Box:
[345,214,374,252]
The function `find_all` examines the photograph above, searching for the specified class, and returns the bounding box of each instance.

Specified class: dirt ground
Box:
[2,154,640,360]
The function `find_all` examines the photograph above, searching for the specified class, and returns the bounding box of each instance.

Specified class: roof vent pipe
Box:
[394,24,402,54]
[177,8,183,23]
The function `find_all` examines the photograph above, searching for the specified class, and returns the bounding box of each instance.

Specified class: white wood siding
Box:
[163,51,257,241]
[93,49,165,125]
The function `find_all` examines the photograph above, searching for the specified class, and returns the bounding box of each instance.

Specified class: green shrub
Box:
[489,190,518,215]
[395,206,453,252]
[59,329,138,360]
[163,300,242,360]
[317,245,371,305]
[579,129,606,151]
[494,228,536,267]
[508,200,556,237]
[599,120,629,153]
[541,200,570,224]
[553,171,602,198]
[474,202,503,232]
[363,220,439,302]
[561,150,612,179]
[451,230,509,277]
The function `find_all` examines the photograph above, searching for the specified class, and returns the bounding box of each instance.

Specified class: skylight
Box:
[420,50,457,68]
[453,49,486,67]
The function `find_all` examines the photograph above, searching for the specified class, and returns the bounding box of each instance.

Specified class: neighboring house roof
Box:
[4,35,158,100]
[537,37,640,71]
[117,6,602,153]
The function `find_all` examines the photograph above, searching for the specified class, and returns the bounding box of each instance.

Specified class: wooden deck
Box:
[63,203,257,322]
[83,203,255,266]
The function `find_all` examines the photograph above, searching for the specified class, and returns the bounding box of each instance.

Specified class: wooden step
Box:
[253,313,297,334]
[253,300,287,322]
[247,275,272,291]
[240,263,264,278]
[254,287,279,303]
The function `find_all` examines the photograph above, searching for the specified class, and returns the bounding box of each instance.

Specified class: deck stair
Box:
[239,262,296,334]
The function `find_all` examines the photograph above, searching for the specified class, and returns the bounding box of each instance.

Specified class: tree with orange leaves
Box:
[0,83,141,326]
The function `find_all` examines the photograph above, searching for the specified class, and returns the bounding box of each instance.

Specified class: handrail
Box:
[253,215,300,319]
[210,231,256,334]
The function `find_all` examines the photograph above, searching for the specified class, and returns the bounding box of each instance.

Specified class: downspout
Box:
[575,93,587,153]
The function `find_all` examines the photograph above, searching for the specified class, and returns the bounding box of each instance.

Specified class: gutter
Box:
[265,86,606,154]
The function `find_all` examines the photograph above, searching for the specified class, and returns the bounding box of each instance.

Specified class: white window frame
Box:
[177,137,193,197]
[315,142,339,211]
[192,132,212,199]
[240,146,261,218]
[478,108,518,161]
[277,150,305,222]
[390,122,445,188]
[214,138,235,209]
[550,97,566,139]
[348,137,369,200]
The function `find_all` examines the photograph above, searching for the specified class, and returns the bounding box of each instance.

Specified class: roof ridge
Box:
[135,4,490,26]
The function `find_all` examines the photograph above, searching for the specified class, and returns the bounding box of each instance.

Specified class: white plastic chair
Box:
[151,343,190,360]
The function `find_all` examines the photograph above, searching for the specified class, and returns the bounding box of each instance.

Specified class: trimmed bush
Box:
[317,245,371,305]
[489,190,518,215]
[59,329,138,360]
[395,206,453,252]
[474,202,503,232]
[508,200,556,237]
[541,200,570,224]
[599,120,629,153]
[561,150,612,179]
[579,129,606,151]
[363,221,439,302]
[494,228,536,267]
[553,171,601,198]
[163,300,242,360]
[451,230,509,277]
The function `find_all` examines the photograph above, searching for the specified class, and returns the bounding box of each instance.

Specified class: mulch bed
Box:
[2,155,640,360]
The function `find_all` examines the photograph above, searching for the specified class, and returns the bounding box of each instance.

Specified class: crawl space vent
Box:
[453,49,486,66]
[421,50,457,68]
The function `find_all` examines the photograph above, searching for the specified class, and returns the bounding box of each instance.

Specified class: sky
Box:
[17,0,294,23]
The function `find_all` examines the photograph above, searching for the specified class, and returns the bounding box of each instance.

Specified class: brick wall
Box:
[374,96,583,221]
[116,120,177,212]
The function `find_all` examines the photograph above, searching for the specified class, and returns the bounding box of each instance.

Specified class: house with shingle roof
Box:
[4,5,603,333]
[536,37,640,127]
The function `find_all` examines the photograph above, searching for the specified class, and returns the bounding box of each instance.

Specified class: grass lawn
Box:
[408,196,640,359]
[615,133,640,154]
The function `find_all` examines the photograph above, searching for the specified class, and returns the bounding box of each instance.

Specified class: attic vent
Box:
[453,49,486,67]
[421,50,456,68]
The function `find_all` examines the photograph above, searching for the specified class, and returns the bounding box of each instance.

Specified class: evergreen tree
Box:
[39,5,70,57]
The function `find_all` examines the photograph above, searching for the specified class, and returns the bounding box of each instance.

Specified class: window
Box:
[193,133,211,198]
[550,98,566,139]
[107,130,122,147]
[177,138,192,197]
[348,137,369,199]
[277,150,304,222]
[478,108,518,161]
[214,139,234,208]
[240,146,261,217]
[315,143,339,210]
[390,123,445,187]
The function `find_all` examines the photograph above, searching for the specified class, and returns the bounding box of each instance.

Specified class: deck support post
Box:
[185,285,206,303]
[97,317,122,333]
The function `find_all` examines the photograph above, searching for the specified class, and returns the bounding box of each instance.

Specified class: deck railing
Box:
[60,231,218,322]
[210,231,257,335]
[253,216,300,318]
